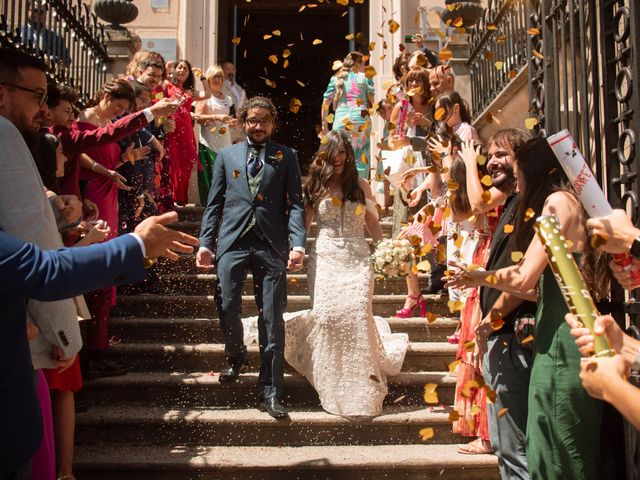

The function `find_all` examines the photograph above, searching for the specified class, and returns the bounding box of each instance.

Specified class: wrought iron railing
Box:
[471,1,640,477]
[466,0,529,118]
[0,0,110,103]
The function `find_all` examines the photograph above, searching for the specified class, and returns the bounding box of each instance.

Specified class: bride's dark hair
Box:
[304,130,365,208]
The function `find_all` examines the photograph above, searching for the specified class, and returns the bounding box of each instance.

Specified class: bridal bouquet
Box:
[372,239,415,278]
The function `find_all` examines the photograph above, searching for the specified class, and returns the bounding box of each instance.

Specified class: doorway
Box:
[218,0,370,170]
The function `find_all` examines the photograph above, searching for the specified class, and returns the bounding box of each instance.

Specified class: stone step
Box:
[119,272,433,296]
[101,341,457,373]
[79,371,458,408]
[171,220,394,237]
[76,405,463,447]
[109,317,459,344]
[112,294,451,318]
[74,444,499,480]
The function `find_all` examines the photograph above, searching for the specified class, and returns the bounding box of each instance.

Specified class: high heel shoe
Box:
[396,294,427,318]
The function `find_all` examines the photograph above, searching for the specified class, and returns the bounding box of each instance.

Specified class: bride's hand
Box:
[288,250,304,272]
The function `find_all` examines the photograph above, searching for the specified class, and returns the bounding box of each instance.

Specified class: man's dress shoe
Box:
[218,362,246,382]
[258,397,289,419]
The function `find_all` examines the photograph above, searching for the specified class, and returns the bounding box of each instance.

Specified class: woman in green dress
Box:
[320,51,375,179]
[446,137,610,479]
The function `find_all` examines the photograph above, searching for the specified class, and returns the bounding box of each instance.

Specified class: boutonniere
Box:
[268,150,284,163]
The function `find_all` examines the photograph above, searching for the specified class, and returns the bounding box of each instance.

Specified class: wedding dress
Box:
[243,197,408,417]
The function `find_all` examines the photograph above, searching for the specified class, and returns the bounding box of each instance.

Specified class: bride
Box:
[244,130,408,417]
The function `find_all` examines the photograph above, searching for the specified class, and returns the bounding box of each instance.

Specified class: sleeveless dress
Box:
[526,264,602,480]
[323,72,374,179]
[197,94,233,205]
[243,198,408,417]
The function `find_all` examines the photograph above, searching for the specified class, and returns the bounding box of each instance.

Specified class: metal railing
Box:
[470,1,640,477]
[0,0,110,103]
[466,0,529,117]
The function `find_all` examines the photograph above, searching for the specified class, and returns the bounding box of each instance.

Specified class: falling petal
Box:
[419,427,434,441]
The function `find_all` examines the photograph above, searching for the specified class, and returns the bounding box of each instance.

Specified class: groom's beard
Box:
[247,130,271,145]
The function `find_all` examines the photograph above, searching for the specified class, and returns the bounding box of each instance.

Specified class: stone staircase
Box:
[74,206,499,479]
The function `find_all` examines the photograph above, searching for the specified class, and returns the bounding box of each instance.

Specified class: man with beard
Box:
[473,128,535,480]
[196,96,306,419]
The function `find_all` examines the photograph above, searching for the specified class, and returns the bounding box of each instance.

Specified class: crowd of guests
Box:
[2,32,640,480]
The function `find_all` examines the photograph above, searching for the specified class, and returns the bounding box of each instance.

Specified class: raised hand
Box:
[108,170,131,191]
[587,209,639,254]
[134,212,199,261]
[460,140,481,167]
[53,194,82,224]
[149,97,181,119]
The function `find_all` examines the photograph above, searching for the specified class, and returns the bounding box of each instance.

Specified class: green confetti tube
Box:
[534,215,614,357]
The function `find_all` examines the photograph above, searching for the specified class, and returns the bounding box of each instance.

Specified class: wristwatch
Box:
[630,236,640,259]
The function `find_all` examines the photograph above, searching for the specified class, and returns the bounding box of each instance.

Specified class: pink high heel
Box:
[396,294,427,318]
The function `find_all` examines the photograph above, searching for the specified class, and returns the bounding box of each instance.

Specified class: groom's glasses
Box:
[246,118,272,127]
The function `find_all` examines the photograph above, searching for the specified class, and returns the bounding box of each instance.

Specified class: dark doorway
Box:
[218,0,370,170]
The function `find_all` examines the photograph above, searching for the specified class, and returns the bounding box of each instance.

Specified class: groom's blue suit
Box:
[200,139,306,399]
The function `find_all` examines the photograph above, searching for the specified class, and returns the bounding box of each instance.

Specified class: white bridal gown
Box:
[243,197,408,417]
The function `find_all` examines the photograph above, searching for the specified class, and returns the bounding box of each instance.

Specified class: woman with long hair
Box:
[447,137,610,479]
[164,58,198,205]
[78,79,137,377]
[321,51,375,179]
[193,64,238,205]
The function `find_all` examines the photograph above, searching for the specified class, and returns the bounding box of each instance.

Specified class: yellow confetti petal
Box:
[388,19,400,33]
[296,80,306,87]
[495,61,504,70]
[423,383,439,404]
[232,170,240,178]
[527,27,541,36]
[434,107,446,121]
[480,175,493,187]
[354,204,364,216]
[416,260,431,272]
[268,55,278,64]
[231,37,241,45]
[265,78,276,88]
[289,97,302,113]
[256,193,264,201]
[447,180,460,191]
[532,49,545,59]
[447,300,463,313]
[452,17,464,27]
[520,335,535,345]
[486,23,498,30]
[283,59,289,69]
[218,127,227,135]
[345,33,355,41]
[263,34,272,40]
[476,154,487,166]
[419,427,434,441]
[481,190,493,204]
[498,407,509,417]
[524,207,536,221]
[508,69,517,79]
[511,251,524,262]
[425,312,438,323]
[448,410,460,422]
[448,358,461,373]
[525,117,539,129]
[289,277,298,285]
[272,29,281,36]
[331,197,342,207]
[336,0,349,5]
[485,274,497,285]
[503,224,514,234]
[364,65,377,78]
[312,39,323,45]
[282,49,291,58]
[319,134,329,145]
[461,379,480,398]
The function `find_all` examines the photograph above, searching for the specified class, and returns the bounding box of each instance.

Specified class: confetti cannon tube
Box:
[547,129,640,287]
[535,215,614,357]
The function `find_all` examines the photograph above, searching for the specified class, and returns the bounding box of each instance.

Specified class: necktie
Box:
[248,144,264,177]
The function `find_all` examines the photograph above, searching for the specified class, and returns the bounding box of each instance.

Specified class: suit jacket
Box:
[199,140,306,261]
[480,194,537,334]
[0,117,81,368]
[0,231,147,474]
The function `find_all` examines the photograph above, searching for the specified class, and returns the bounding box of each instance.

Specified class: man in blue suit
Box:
[196,96,306,419]
[0,212,198,479]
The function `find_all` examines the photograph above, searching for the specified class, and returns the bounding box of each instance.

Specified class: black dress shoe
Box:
[218,362,246,382]
[258,397,289,419]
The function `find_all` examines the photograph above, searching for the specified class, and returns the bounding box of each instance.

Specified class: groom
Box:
[196,96,306,419]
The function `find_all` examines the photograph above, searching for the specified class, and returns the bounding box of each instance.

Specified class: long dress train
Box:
[244,198,408,417]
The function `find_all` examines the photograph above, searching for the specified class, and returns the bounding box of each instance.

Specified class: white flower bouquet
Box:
[371,238,415,278]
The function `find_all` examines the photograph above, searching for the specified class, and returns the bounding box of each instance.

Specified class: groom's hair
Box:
[237,96,278,125]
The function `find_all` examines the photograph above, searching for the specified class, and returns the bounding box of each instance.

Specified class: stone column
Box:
[103,27,138,78]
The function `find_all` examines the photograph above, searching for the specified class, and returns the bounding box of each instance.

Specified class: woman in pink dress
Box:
[78,79,136,376]
[164,59,198,205]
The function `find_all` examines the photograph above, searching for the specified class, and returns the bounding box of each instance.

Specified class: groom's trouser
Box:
[215,231,287,399]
